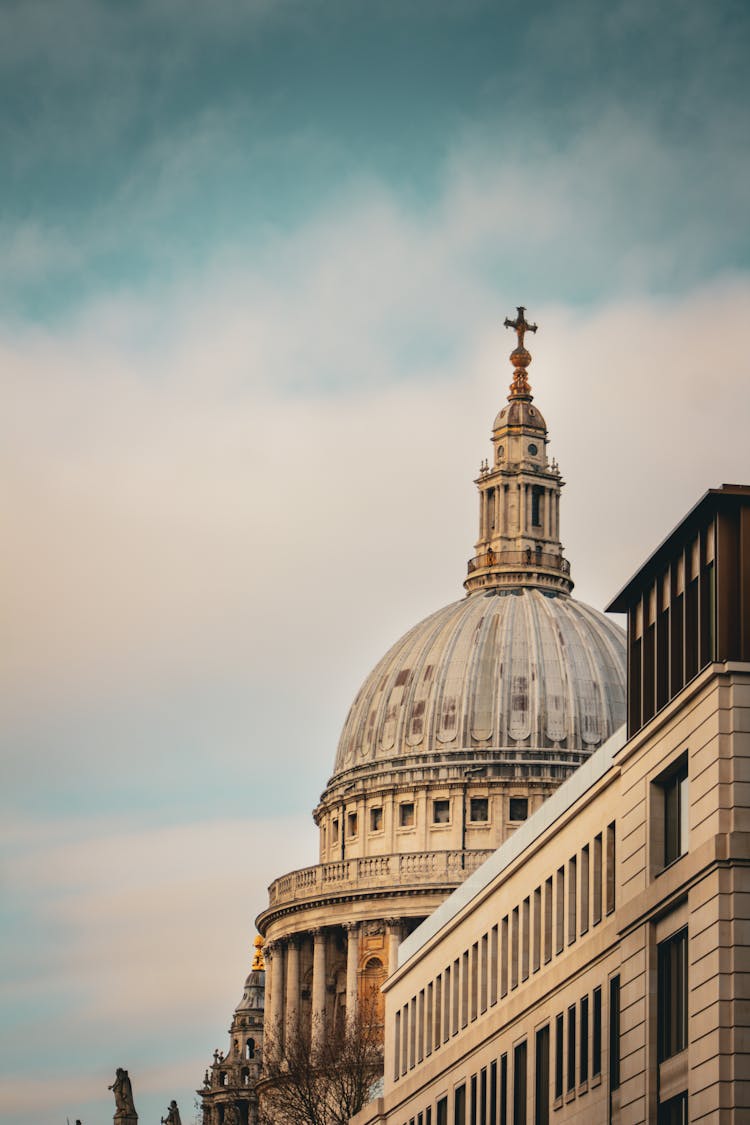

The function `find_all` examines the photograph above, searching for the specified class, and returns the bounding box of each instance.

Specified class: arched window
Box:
[246,1037,255,1059]
[241,1067,250,1086]
[220,1072,227,1087]
[360,956,386,1024]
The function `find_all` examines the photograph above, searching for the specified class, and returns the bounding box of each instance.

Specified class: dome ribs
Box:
[536,591,567,744]
[509,593,533,743]
[469,610,498,743]
[329,590,626,779]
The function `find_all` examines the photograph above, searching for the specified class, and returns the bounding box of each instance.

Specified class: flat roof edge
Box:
[606,485,750,614]
[395,723,627,973]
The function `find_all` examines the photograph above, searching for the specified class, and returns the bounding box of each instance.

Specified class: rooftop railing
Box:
[267,849,495,908]
[466,548,570,575]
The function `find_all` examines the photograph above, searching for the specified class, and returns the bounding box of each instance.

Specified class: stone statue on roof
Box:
[161,1099,182,1125]
[108,1068,137,1119]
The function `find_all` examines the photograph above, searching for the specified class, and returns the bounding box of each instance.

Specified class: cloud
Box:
[2,25,749,1122]
[0,812,313,1124]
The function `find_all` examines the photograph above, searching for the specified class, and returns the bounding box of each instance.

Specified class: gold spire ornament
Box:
[251,934,265,970]
[503,306,538,400]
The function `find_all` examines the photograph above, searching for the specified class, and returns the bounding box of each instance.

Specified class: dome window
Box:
[432,798,450,825]
[246,1038,255,1060]
[347,811,358,838]
[469,797,489,823]
[509,797,529,822]
[331,818,339,844]
[398,802,415,828]
[369,806,383,833]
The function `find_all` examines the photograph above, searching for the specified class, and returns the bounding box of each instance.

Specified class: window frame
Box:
[432,798,451,826]
[657,926,688,1062]
[469,796,489,823]
[509,796,529,822]
[655,755,689,871]
[399,801,416,829]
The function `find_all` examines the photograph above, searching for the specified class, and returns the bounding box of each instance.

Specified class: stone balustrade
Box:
[267,849,495,908]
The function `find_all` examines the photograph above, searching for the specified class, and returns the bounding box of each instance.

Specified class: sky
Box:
[1,0,749,1122]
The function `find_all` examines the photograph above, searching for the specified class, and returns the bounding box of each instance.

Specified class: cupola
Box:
[465,307,572,596]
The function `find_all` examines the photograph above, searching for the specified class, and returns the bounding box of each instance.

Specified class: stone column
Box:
[266,941,284,1045]
[311,928,327,1050]
[519,483,526,534]
[386,918,402,975]
[344,922,360,1026]
[284,936,300,1046]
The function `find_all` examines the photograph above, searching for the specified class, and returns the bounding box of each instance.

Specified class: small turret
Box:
[464,306,573,596]
[198,938,265,1125]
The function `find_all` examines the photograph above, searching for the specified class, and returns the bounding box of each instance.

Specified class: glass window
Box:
[566,1006,576,1092]
[534,1025,549,1125]
[369,806,383,832]
[609,976,621,1091]
[579,997,589,1084]
[500,1053,508,1125]
[433,799,450,824]
[347,811,358,837]
[513,1041,527,1125]
[661,759,689,867]
[332,818,339,844]
[479,1067,487,1125]
[455,1083,466,1125]
[658,1092,688,1125]
[592,987,602,1077]
[658,928,688,1061]
[509,797,528,821]
[399,802,415,828]
[436,1097,448,1125]
[470,797,489,822]
[554,1013,563,1100]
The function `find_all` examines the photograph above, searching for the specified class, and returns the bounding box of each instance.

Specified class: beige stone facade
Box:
[353,486,750,1125]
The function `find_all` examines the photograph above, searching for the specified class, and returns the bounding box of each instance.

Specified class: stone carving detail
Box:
[361,920,385,936]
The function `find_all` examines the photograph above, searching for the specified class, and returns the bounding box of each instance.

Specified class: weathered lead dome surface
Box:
[333,588,626,776]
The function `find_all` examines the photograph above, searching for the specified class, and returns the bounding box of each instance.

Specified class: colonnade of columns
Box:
[478,481,561,547]
[264,918,404,1051]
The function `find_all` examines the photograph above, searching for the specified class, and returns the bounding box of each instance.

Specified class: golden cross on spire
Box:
[503,306,538,349]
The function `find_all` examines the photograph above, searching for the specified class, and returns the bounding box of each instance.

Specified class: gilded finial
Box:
[251,934,265,970]
[503,306,538,400]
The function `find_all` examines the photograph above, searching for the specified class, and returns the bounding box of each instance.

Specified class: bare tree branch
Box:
[258,1001,383,1125]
